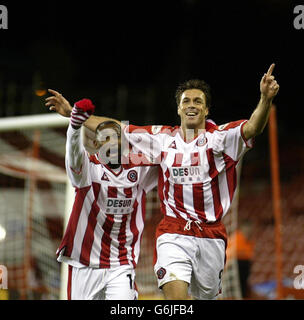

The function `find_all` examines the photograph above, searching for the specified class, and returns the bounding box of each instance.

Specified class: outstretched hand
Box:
[45,89,72,117]
[260,63,279,100]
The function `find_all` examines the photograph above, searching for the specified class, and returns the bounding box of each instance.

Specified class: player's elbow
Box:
[243,122,264,140]
[251,126,264,137]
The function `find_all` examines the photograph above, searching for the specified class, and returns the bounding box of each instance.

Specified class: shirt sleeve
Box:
[123,125,164,164]
[65,124,91,188]
[221,120,254,161]
[141,166,159,194]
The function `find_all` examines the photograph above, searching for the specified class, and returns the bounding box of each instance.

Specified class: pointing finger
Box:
[266,63,275,76]
[48,89,61,97]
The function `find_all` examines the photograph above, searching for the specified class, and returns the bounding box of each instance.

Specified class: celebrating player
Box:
[46,93,158,299]
[47,63,279,300]
[122,63,279,299]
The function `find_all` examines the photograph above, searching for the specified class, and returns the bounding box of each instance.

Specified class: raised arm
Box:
[66,99,95,180]
[45,89,122,132]
[243,64,280,140]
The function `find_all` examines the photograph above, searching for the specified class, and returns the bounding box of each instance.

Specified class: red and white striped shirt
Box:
[57,125,158,268]
[124,120,253,229]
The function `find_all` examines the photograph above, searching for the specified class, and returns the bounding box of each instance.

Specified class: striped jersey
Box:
[124,120,253,226]
[57,125,158,269]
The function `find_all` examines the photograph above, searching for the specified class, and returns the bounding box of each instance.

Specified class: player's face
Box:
[178,89,209,130]
[95,127,122,165]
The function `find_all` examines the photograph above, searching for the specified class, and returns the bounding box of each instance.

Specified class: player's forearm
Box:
[243,94,272,140]
[67,99,95,173]
[66,125,85,174]
[83,115,122,132]
[60,98,122,132]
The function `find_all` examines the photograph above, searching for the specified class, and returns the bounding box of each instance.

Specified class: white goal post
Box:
[0,113,69,132]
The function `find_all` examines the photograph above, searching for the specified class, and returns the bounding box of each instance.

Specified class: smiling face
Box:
[178,89,209,131]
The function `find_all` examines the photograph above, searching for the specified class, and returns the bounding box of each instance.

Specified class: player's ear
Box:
[205,107,209,117]
[177,105,182,116]
[93,139,100,149]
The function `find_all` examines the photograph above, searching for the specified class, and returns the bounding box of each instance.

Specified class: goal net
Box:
[0,114,69,299]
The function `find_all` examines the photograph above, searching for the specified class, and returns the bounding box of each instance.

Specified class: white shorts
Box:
[68,265,137,300]
[154,233,226,300]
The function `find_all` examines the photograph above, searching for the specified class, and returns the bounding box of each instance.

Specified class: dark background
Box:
[0,0,303,179]
[1,1,302,120]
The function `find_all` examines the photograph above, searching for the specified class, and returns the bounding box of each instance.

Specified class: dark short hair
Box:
[175,79,211,109]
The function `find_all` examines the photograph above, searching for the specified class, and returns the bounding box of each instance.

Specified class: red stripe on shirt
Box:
[99,214,115,268]
[173,153,183,167]
[171,184,192,220]
[164,169,170,202]
[192,183,206,221]
[159,153,169,214]
[129,199,139,268]
[67,265,73,300]
[79,182,101,266]
[108,186,117,198]
[161,151,168,161]
[158,167,170,216]
[171,153,192,219]
[139,191,146,232]
[191,152,200,166]
[223,153,238,202]
[124,187,133,198]
[191,148,205,221]
[173,184,185,213]
[118,214,128,265]
[116,187,134,265]
[206,149,224,220]
[58,186,91,257]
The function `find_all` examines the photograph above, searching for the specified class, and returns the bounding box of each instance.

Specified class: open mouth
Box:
[186,110,198,117]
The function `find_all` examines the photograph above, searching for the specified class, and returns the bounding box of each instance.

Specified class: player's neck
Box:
[180,123,206,143]
[108,162,121,170]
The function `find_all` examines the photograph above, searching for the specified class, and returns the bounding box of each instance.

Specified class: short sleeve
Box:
[218,120,254,161]
[138,166,159,194]
[123,125,164,164]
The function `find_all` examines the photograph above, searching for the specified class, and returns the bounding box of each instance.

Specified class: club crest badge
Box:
[196,136,207,147]
[127,170,138,182]
[156,267,166,280]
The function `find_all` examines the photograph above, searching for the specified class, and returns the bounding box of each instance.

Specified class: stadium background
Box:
[0,0,303,299]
